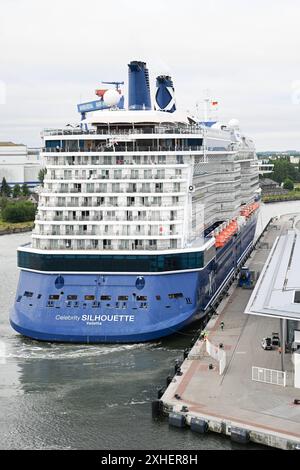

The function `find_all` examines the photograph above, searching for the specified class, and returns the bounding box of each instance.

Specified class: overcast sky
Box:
[0,0,299,150]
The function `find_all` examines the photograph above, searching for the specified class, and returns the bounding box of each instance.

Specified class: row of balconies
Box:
[42,182,183,194]
[43,125,203,136]
[32,238,179,251]
[36,213,181,223]
[46,173,184,181]
[43,144,203,154]
[32,230,180,239]
[45,155,187,166]
[39,195,185,208]
[33,227,181,237]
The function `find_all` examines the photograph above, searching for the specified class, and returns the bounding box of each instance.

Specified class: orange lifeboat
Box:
[215,233,227,248]
[240,202,260,218]
[215,219,238,248]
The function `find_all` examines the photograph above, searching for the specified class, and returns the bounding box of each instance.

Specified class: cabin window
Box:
[168,293,183,299]
[84,295,95,301]
[67,295,78,300]
[136,295,147,301]
[24,291,33,297]
[49,294,60,300]
[101,295,111,301]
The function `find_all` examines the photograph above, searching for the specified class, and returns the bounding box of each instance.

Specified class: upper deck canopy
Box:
[85,109,195,126]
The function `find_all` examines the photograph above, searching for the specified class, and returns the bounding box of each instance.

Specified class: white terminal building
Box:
[246,225,300,388]
[0,141,43,188]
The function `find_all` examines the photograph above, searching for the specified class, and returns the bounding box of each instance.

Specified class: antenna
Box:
[102,81,124,91]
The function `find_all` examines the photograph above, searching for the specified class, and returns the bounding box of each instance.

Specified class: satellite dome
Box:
[228,118,240,129]
[103,89,121,107]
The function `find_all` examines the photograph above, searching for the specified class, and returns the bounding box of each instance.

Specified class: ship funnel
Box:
[155,75,176,113]
[128,60,151,110]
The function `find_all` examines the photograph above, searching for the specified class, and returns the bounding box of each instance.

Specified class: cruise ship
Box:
[10,61,260,343]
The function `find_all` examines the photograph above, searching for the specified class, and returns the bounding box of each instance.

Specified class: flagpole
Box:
[203,97,209,122]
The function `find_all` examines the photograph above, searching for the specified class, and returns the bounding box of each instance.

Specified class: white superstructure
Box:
[32,110,259,252]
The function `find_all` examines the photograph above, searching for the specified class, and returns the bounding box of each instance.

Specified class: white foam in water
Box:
[4,340,150,360]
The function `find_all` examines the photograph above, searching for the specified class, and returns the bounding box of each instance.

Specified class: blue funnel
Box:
[155,75,176,113]
[128,61,151,110]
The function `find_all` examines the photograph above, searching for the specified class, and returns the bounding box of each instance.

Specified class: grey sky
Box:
[0,0,299,150]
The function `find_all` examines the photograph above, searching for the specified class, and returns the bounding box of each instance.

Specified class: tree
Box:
[0,177,11,197]
[38,168,47,186]
[283,178,294,191]
[21,183,30,197]
[12,184,21,198]
[0,197,8,211]
[1,200,36,223]
[270,159,298,184]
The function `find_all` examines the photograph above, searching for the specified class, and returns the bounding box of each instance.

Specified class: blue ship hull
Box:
[10,216,257,343]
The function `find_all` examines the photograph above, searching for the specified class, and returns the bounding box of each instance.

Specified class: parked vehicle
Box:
[271,332,280,346]
[261,337,272,350]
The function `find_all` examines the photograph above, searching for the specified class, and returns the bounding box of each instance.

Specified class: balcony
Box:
[43,145,203,153]
[43,125,204,137]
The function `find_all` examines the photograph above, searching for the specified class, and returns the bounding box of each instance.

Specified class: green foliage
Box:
[0,177,11,197]
[1,200,36,223]
[21,183,30,197]
[12,184,22,198]
[38,168,47,186]
[283,178,294,191]
[0,196,8,210]
[270,159,300,184]
[262,191,300,203]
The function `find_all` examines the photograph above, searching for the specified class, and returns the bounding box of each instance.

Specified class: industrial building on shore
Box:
[0,141,44,188]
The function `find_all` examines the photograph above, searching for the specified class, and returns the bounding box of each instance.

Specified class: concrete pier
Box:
[161,214,300,450]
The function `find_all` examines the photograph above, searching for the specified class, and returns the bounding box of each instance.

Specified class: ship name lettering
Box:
[81,314,134,322]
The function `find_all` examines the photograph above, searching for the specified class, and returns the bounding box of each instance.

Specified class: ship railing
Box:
[34,244,184,251]
[43,126,204,137]
[42,145,204,153]
[40,202,177,209]
[44,160,186,166]
[36,216,177,223]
